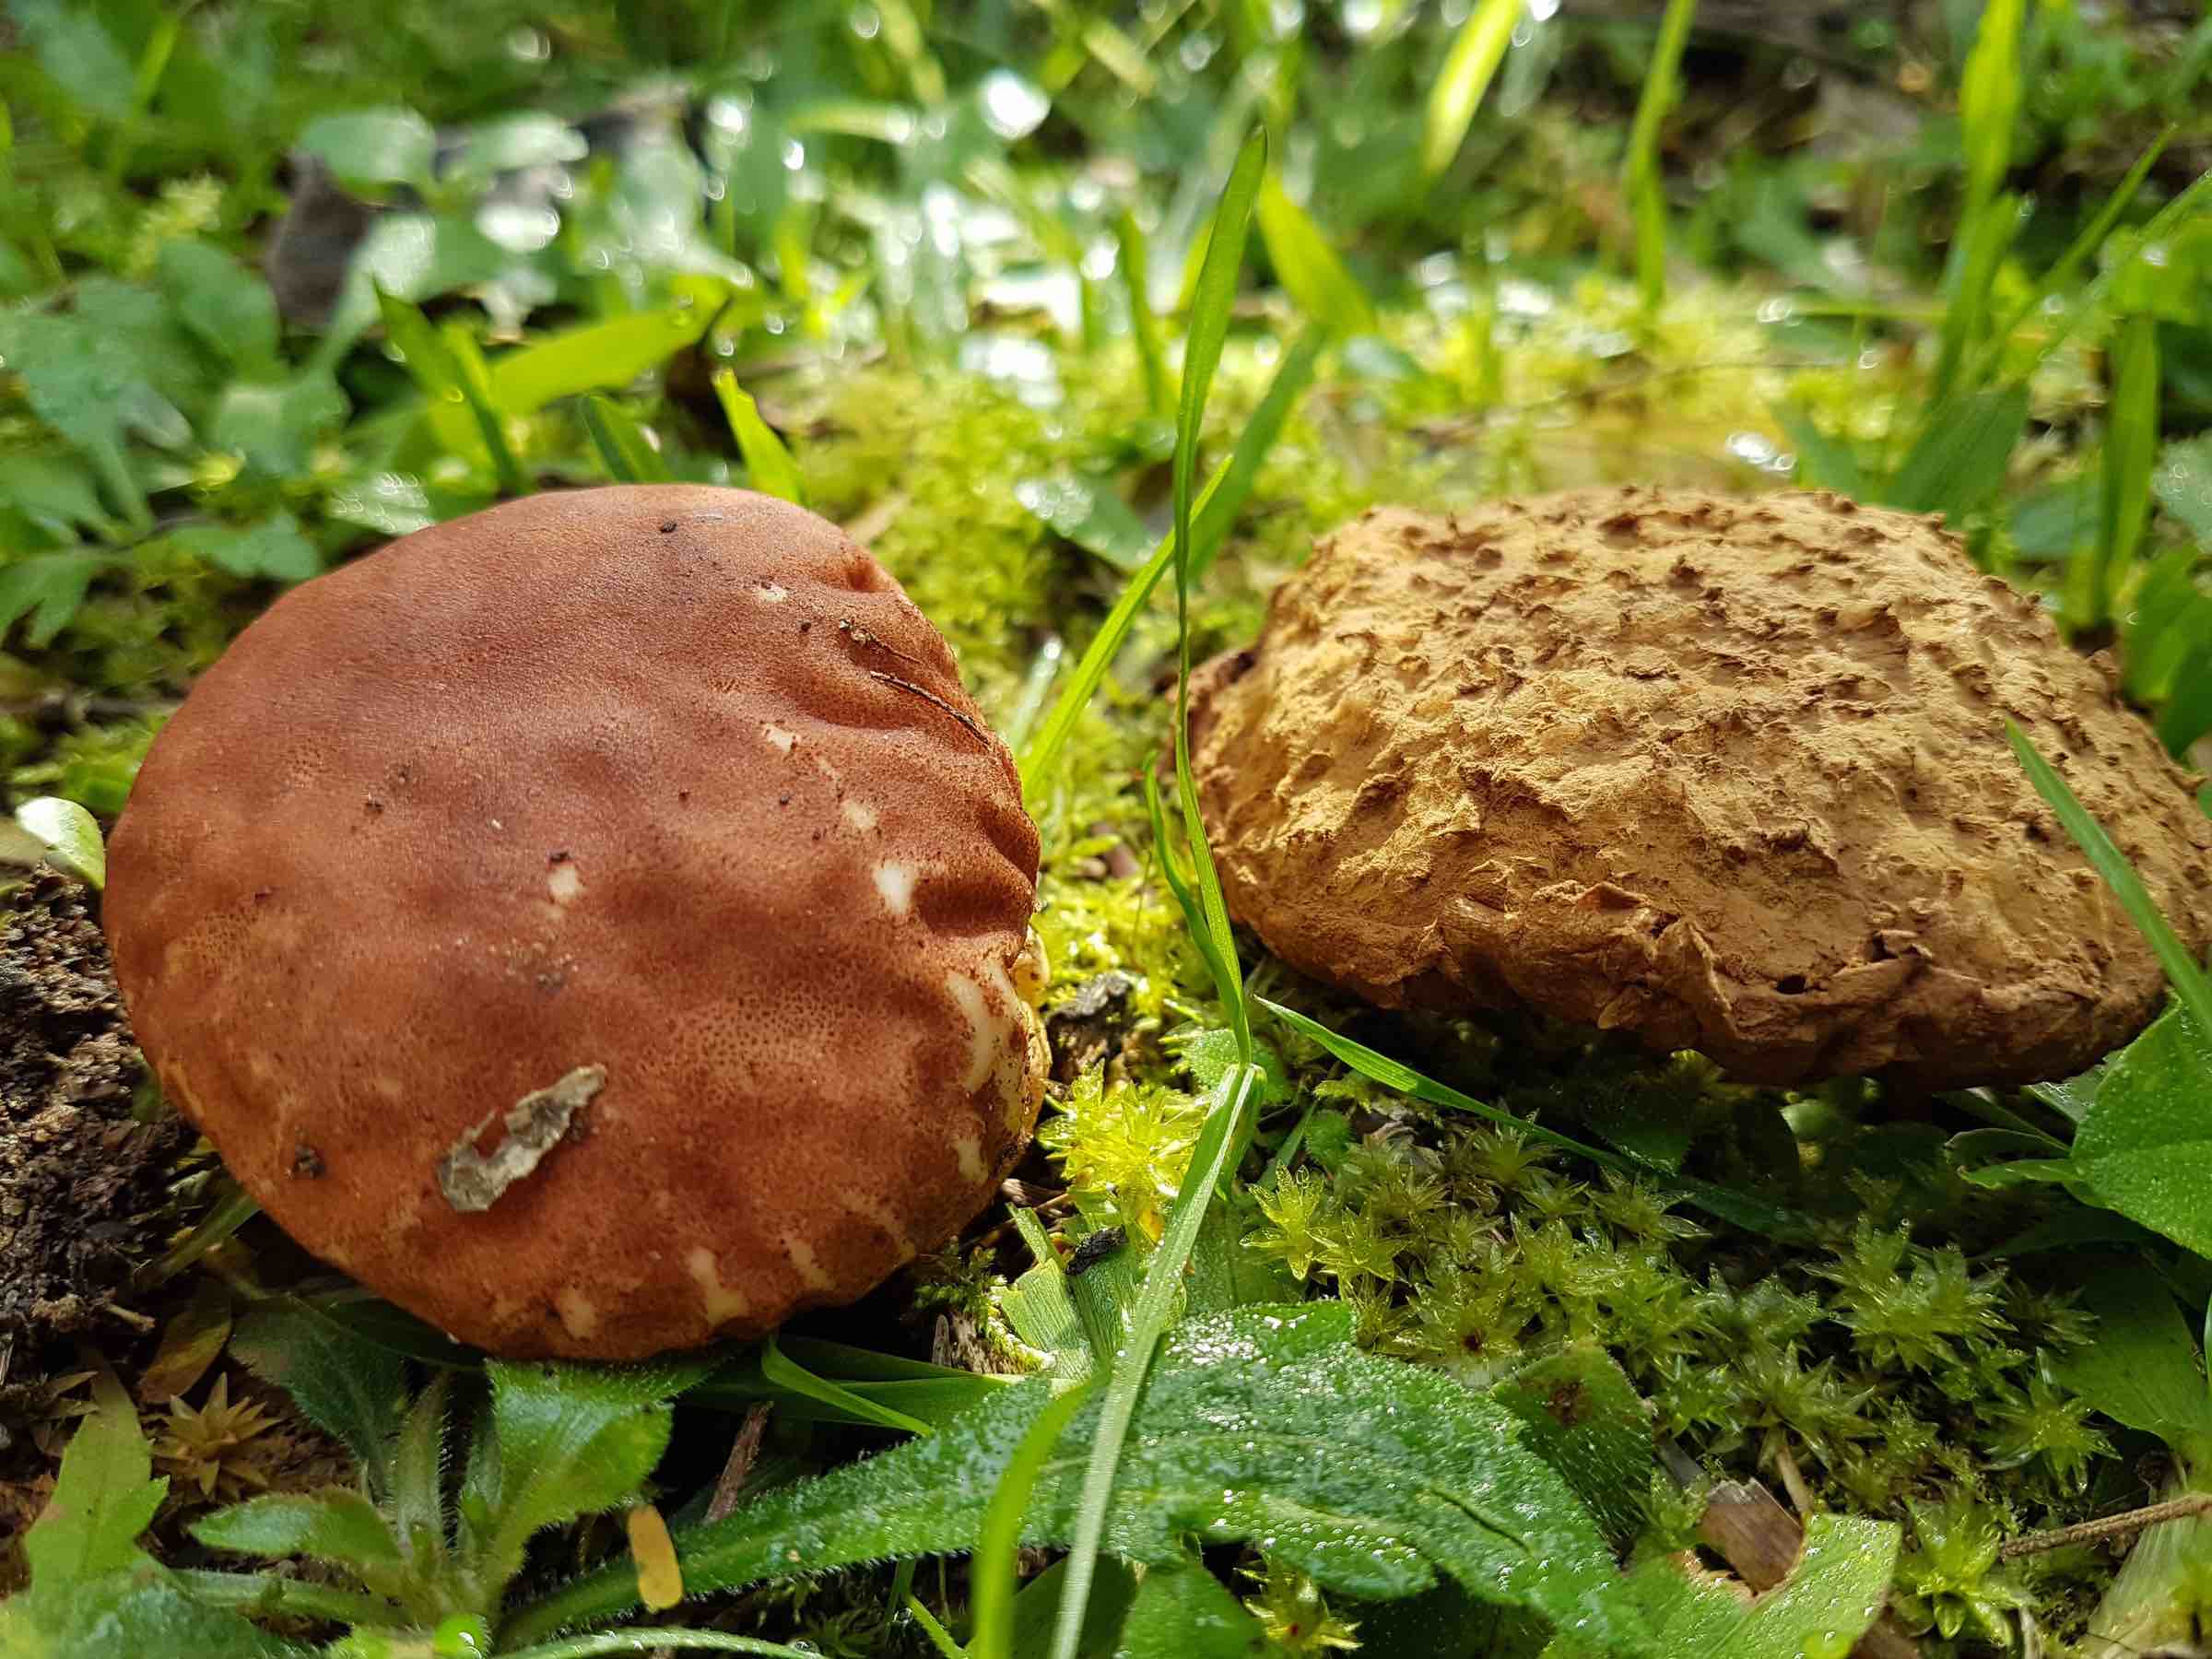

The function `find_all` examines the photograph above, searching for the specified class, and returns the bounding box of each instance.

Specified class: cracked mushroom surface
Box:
[1188,488,2212,1088]
[106,485,1048,1359]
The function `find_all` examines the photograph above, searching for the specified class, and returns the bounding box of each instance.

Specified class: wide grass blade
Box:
[1422,0,1523,178]
[1044,127,1268,1659]
[712,369,807,505]
[2007,722,2212,1037]
[1884,383,2029,517]
[374,284,528,496]
[1958,0,2025,235]
[1624,0,1698,316]
[1256,172,1372,335]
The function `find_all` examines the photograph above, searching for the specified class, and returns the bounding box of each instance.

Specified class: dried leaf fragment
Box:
[436,1065,605,1213]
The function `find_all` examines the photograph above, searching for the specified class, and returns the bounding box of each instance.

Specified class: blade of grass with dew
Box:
[712,369,807,506]
[904,1595,967,1659]
[2068,312,2159,631]
[970,1381,1091,1659]
[1930,191,2020,404]
[1255,172,1372,335]
[582,394,673,484]
[1422,0,1524,178]
[1017,327,1322,798]
[441,322,531,497]
[1257,997,1812,1240]
[373,284,524,497]
[1115,210,1171,421]
[1623,0,1698,317]
[2007,723,2212,1036]
[1045,128,1268,1659]
[1968,128,2171,392]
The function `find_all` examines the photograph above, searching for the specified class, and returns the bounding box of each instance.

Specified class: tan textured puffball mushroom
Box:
[105,486,1049,1359]
[1189,488,2212,1088]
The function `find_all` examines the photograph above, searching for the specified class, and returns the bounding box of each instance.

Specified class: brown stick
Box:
[703,1403,772,1524]
[1697,1477,1922,1659]
[1999,1493,2212,1560]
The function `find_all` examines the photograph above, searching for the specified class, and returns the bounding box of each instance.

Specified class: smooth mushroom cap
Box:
[107,486,1046,1359]
[1189,488,2212,1088]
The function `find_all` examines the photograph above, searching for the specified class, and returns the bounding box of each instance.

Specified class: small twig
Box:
[1999,1494,2212,1559]
[868,671,991,746]
[703,1404,772,1524]
[1771,1439,1817,1518]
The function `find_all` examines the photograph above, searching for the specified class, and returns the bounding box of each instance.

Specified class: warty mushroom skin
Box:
[106,485,1047,1360]
[1189,488,2212,1088]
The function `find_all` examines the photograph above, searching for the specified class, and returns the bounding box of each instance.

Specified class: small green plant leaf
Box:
[1254,171,1372,335]
[1115,211,1171,421]
[2151,431,2212,543]
[172,512,322,582]
[712,370,806,505]
[300,107,438,194]
[1488,1347,1653,1552]
[1574,1514,1899,1659]
[581,396,674,485]
[475,1359,691,1593]
[22,1369,164,1594]
[1957,0,2025,233]
[1114,1557,1269,1656]
[0,551,111,645]
[4,795,107,888]
[504,1305,1651,1652]
[1422,0,1524,178]
[192,1490,408,1591]
[2070,312,2159,629]
[1015,474,1155,572]
[2056,1268,2212,1471]
[232,1301,410,1504]
[157,241,279,372]
[2065,1006,2212,1260]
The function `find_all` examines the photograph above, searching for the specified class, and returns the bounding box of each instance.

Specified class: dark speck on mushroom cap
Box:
[1187,487,2212,1088]
[104,485,1047,1359]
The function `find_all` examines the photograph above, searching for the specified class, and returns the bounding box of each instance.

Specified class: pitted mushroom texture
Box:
[1189,488,2212,1088]
[106,486,1046,1359]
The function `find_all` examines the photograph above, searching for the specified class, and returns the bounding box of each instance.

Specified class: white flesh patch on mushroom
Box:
[761,724,797,754]
[947,972,1000,1091]
[874,861,917,919]
[556,1287,600,1341]
[953,1134,987,1182]
[755,582,789,602]
[782,1234,836,1291]
[547,860,583,905]
[688,1245,751,1324]
[842,798,879,832]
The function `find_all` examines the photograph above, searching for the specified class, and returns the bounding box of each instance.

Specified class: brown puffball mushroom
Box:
[105,486,1049,1359]
[1189,488,2212,1088]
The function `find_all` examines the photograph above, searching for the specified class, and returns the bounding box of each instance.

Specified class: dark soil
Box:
[0,873,193,1535]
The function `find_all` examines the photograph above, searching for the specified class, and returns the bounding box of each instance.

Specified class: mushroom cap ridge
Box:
[106,485,1045,1359]
[1188,488,2212,1088]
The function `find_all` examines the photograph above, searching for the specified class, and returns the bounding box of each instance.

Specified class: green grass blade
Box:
[1884,383,2029,516]
[970,1381,1091,1659]
[1422,0,1523,178]
[712,369,807,505]
[441,323,531,497]
[2068,312,2159,631]
[1045,128,1267,1659]
[1974,128,2171,388]
[1255,171,1372,335]
[501,1634,834,1659]
[581,395,673,484]
[1043,1065,1257,1659]
[1958,0,2025,234]
[904,1595,968,1659]
[2006,722,2212,1036]
[1017,319,1321,798]
[1624,0,1698,316]
[1930,191,2019,403]
[1115,210,1171,421]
